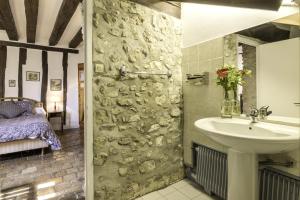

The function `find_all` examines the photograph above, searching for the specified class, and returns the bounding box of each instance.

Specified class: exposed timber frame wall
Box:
[3,45,83,128]
[18,48,27,98]
[0,46,7,98]
[0,40,79,54]
[41,51,48,110]
[1,40,79,122]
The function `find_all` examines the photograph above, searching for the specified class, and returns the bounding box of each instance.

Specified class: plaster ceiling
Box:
[0,0,83,48]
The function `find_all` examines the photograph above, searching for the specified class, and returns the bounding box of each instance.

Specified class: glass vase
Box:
[231,99,241,116]
[231,90,241,116]
[221,90,232,118]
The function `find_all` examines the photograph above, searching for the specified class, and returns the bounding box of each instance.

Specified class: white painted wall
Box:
[23,49,43,101]
[182,4,299,47]
[4,45,84,129]
[257,38,300,118]
[5,47,19,97]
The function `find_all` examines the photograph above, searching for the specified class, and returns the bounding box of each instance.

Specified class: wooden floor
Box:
[0,129,85,199]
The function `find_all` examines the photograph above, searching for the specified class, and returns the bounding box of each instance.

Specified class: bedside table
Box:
[47,111,64,132]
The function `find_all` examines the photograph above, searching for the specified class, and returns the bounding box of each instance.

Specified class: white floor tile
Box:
[136,179,216,200]
[142,191,164,200]
[191,193,215,200]
[165,191,190,200]
[157,186,176,196]
[177,184,204,199]
[171,179,192,189]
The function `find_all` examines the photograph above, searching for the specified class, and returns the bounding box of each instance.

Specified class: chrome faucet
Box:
[249,107,259,123]
[249,106,272,123]
[258,106,272,120]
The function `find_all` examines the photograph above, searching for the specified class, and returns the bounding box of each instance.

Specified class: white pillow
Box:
[34,107,47,116]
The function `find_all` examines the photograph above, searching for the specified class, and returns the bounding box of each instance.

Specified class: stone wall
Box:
[92,0,184,199]
[224,34,238,67]
[241,44,257,114]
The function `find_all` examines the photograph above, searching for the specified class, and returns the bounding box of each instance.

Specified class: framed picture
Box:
[8,80,16,87]
[26,71,40,81]
[50,79,62,91]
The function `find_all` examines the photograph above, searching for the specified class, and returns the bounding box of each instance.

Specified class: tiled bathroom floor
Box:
[136,179,217,200]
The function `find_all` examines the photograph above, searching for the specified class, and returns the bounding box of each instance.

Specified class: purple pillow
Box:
[15,101,34,115]
[0,101,26,119]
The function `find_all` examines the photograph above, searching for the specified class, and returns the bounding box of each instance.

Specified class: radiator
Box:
[192,145,228,199]
[259,167,300,200]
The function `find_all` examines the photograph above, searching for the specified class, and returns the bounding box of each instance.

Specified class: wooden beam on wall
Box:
[130,0,181,18]
[18,48,27,98]
[49,0,81,46]
[168,0,281,10]
[0,40,79,54]
[69,28,83,48]
[25,0,39,43]
[41,51,48,110]
[62,52,68,124]
[0,0,19,40]
[0,46,7,98]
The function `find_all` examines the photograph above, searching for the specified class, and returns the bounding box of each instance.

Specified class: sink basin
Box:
[195,117,300,154]
[194,117,300,200]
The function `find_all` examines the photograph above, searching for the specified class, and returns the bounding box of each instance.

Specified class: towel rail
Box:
[119,65,172,78]
[186,72,209,85]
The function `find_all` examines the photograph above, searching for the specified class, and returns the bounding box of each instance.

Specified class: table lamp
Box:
[51,95,61,112]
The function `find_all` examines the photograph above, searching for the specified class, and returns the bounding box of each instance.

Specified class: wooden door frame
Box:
[78,63,84,126]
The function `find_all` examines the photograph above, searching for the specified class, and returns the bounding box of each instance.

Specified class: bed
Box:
[0,97,61,155]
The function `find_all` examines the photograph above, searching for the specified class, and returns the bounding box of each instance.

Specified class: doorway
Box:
[78,63,84,129]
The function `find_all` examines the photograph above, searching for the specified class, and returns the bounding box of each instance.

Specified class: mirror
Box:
[227,13,300,118]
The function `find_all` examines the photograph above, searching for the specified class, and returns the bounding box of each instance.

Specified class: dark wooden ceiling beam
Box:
[130,0,181,18]
[49,0,81,46]
[168,0,281,10]
[69,28,83,48]
[0,40,79,54]
[24,0,39,43]
[0,0,19,40]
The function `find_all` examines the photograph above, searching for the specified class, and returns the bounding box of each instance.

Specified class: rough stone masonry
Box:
[92,0,184,199]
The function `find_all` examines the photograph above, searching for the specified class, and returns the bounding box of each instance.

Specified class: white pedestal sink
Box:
[194,117,300,200]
